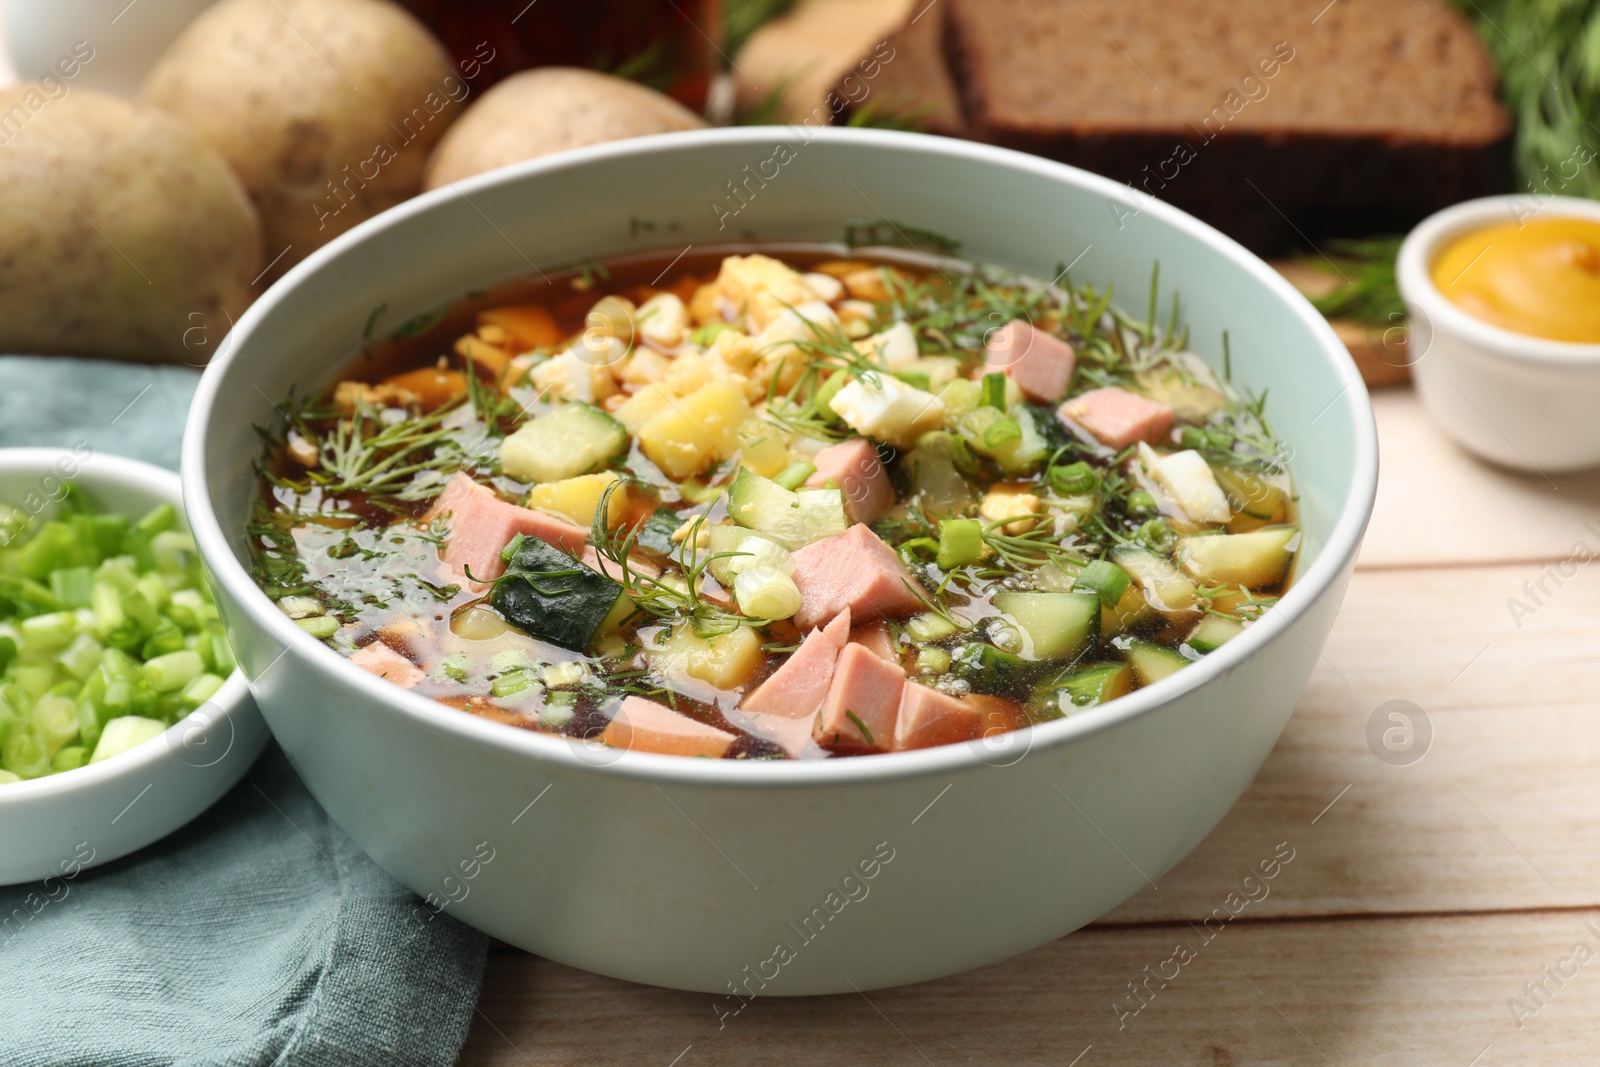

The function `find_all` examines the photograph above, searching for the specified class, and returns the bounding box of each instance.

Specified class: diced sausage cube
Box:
[740,610,851,756]
[424,473,588,586]
[814,643,905,752]
[806,438,895,525]
[349,642,424,689]
[790,524,925,630]
[850,620,896,662]
[600,696,737,759]
[1058,387,1175,449]
[893,683,982,751]
[985,320,1076,403]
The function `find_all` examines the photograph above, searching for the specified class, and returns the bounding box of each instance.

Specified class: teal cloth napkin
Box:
[0,357,488,1067]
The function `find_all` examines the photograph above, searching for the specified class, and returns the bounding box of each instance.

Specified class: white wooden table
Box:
[462,387,1600,1065]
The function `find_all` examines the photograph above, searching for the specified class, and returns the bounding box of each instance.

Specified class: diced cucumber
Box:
[1186,614,1245,654]
[992,404,1054,475]
[500,403,627,484]
[490,535,624,653]
[1116,636,1194,686]
[725,467,846,549]
[1112,545,1199,614]
[1033,661,1134,718]
[992,590,1099,662]
[1176,527,1297,588]
[632,509,685,559]
[952,642,1031,693]
[1100,581,1155,638]
[704,525,788,587]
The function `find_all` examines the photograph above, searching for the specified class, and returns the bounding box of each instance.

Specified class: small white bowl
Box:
[0,448,268,886]
[1398,195,1600,474]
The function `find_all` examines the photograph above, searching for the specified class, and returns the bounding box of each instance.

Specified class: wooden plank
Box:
[1360,391,1600,569]
[462,910,1600,1066]
[1102,559,1600,922]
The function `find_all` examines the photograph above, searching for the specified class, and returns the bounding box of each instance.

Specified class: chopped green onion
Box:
[982,415,1022,449]
[50,566,94,609]
[180,672,225,709]
[773,461,816,491]
[278,595,322,620]
[295,616,340,639]
[50,745,88,773]
[90,716,167,763]
[21,611,78,650]
[914,647,952,675]
[1136,518,1176,555]
[980,372,1008,410]
[490,669,539,699]
[1073,559,1131,608]
[2,726,50,778]
[1048,461,1096,496]
[33,693,81,754]
[1125,489,1159,516]
[135,503,179,538]
[144,650,203,693]
[936,518,984,570]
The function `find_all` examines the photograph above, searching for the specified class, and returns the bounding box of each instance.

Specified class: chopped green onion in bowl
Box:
[0,485,234,783]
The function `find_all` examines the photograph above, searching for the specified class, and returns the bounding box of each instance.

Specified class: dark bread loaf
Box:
[923,0,1511,251]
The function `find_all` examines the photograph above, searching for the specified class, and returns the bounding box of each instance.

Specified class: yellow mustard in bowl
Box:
[1431,218,1600,343]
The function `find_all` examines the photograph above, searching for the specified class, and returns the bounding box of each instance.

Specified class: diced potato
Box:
[664,351,714,397]
[618,347,671,386]
[479,304,564,350]
[453,334,512,377]
[979,484,1043,534]
[615,383,674,434]
[1213,466,1289,523]
[637,378,753,480]
[688,281,723,326]
[843,267,892,302]
[1177,528,1298,588]
[653,623,766,690]
[380,366,466,409]
[736,419,791,477]
[717,254,816,331]
[525,472,628,528]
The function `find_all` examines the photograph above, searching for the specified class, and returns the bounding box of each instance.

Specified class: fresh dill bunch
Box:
[1297,236,1406,328]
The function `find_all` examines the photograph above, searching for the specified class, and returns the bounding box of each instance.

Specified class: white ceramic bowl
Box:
[1399,194,1600,473]
[0,448,267,886]
[182,128,1377,994]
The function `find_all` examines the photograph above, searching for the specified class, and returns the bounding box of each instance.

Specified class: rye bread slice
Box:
[942,0,1510,248]
[851,2,969,136]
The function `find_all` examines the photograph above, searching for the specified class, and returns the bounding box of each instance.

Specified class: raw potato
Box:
[423,68,706,190]
[142,0,457,282]
[0,87,261,363]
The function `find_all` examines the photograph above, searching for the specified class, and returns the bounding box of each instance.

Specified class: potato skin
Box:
[142,0,458,281]
[0,87,261,363]
[424,68,707,190]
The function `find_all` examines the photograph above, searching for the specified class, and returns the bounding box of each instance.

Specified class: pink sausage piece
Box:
[1057,387,1175,449]
[600,696,738,759]
[814,643,906,753]
[790,524,925,631]
[806,437,895,525]
[985,319,1076,403]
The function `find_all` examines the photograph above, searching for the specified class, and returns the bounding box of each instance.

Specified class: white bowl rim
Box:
[0,447,253,806]
[182,126,1379,789]
[1397,193,1600,364]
